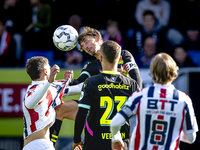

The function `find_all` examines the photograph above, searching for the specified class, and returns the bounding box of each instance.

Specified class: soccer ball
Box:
[53,25,78,51]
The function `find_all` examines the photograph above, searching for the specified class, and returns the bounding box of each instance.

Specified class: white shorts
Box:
[22,139,55,150]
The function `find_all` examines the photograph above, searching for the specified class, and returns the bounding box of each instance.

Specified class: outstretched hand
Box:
[48,65,60,83]
[64,70,74,81]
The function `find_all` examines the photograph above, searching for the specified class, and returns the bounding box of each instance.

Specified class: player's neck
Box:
[102,63,117,72]
[34,75,48,82]
[95,50,101,59]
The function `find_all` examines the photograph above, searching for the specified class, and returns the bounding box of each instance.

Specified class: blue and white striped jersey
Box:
[119,83,198,150]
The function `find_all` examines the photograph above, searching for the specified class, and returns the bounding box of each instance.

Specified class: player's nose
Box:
[83,44,89,52]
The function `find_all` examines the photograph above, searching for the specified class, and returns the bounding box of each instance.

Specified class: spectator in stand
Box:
[68,14,84,36]
[182,25,200,51]
[54,14,84,63]
[126,10,184,56]
[173,45,197,68]
[96,0,129,30]
[102,20,123,47]
[64,50,84,69]
[169,0,200,34]
[134,36,157,68]
[135,0,171,28]
[68,14,95,64]
[23,0,52,50]
[0,18,17,67]
[54,14,91,68]
[126,10,167,55]
[0,0,29,66]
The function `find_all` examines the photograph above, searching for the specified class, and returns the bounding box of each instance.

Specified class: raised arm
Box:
[122,50,142,89]
[25,64,59,109]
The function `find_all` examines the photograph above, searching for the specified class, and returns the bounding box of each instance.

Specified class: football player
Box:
[65,26,142,88]
[72,40,140,150]
[50,26,142,146]
[22,56,78,150]
[110,53,198,150]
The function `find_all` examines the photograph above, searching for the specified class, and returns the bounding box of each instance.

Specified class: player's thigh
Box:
[55,100,78,120]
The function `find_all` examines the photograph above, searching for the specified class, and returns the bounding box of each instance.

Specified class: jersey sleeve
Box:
[121,50,142,89]
[74,107,89,143]
[73,78,94,143]
[183,95,199,134]
[78,78,94,110]
[63,83,83,97]
[119,91,143,120]
[24,81,51,109]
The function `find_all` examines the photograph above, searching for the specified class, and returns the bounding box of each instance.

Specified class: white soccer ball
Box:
[53,25,78,51]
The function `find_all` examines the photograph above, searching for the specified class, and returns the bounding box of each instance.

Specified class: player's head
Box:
[77,26,103,57]
[150,53,179,84]
[100,40,121,65]
[26,56,50,80]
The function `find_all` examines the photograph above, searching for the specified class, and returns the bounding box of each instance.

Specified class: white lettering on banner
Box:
[1,88,14,112]
[0,84,28,117]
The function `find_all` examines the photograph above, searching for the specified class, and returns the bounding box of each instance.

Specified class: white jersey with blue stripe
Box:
[119,83,198,150]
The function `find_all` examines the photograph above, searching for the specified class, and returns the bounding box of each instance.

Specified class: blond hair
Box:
[150,53,179,84]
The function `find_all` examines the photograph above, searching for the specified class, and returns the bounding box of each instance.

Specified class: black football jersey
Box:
[70,50,142,88]
[79,71,139,150]
[81,50,137,77]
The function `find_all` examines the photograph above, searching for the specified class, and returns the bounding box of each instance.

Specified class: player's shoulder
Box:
[84,73,103,83]
[175,88,192,102]
[82,59,100,69]
[119,74,139,89]
[121,74,136,83]
[27,82,41,91]
[83,74,103,89]
[131,85,151,97]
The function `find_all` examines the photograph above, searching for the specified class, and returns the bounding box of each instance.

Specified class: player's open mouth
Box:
[87,48,92,52]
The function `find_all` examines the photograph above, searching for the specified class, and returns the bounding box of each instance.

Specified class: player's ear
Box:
[96,36,100,42]
[118,56,122,63]
[43,68,48,75]
[100,55,103,62]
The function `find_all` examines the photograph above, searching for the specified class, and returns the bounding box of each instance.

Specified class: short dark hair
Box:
[26,56,49,80]
[77,26,103,51]
[100,40,121,64]
[143,10,155,17]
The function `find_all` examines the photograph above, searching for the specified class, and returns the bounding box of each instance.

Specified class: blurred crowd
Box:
[0,0,200,68]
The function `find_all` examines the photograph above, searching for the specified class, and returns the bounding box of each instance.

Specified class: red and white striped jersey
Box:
[23,80,67,139]
[119,83,198,150]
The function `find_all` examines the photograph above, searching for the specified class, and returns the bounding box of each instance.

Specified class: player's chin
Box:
[91,51,96,56]
[87,52,94,56]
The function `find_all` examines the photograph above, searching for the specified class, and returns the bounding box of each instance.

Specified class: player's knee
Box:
[55,105,64,119]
